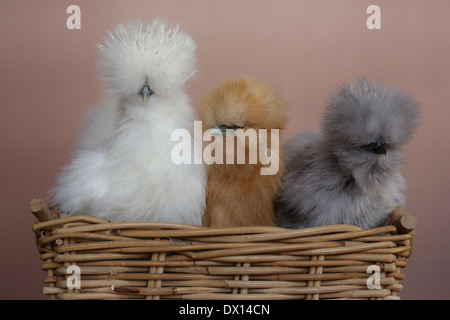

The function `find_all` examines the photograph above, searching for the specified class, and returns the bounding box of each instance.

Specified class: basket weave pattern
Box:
[32,202,415,300]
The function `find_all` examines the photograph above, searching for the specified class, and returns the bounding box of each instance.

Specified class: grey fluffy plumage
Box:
[275,77,420,229]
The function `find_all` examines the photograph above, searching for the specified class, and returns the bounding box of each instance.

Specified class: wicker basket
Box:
[30,198,416,300]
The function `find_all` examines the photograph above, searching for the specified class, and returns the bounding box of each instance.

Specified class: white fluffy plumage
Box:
[51,19,207,224]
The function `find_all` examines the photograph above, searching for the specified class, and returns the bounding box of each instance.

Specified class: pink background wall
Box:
[1,0,449,299]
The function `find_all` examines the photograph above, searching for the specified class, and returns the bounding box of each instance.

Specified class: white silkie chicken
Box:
[51,19,207,224]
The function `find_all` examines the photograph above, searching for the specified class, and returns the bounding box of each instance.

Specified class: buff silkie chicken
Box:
[51,19,207,224]
[200,77,288,227]
[275,77,420,229]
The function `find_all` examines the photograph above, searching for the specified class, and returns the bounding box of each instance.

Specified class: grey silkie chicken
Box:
[275,77,420,229]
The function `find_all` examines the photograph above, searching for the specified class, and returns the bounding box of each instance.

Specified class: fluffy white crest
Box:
[97,19,197,98]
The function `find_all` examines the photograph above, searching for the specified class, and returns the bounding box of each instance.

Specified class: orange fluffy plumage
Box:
[200,77,289,227]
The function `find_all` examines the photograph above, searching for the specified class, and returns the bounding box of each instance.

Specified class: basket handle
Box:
[29,198,59,222]
[389,206,417,234]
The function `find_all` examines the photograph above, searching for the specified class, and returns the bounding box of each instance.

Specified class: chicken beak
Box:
[210,125,241,137]
[210,125,226,136]
[362,137,388,155]
[139,84,154,103]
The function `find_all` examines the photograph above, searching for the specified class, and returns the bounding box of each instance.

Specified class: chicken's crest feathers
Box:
[200,77,288,131]
[97,19,197,99]
[322,76,420,153]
